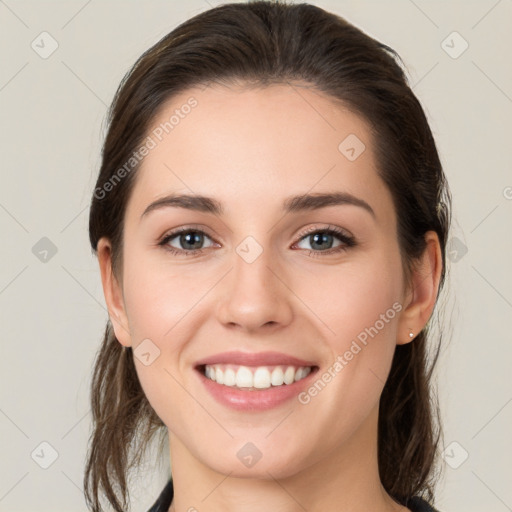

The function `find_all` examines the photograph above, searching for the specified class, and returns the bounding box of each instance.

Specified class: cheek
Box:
[300,249,403,347]
[121,246,199,340]
[298,249,403,411]
[120,250,212,426]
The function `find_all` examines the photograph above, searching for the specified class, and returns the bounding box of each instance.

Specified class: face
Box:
[103,82,414,479]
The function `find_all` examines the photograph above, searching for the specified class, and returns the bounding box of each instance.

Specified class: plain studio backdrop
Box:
[0,1,511,511]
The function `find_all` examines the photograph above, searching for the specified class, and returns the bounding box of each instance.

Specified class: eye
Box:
[157,224,356,258]
[293,225,356,257]
[158,226,217,256]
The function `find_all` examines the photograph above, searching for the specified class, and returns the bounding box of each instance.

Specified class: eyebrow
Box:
[141,191,376,219]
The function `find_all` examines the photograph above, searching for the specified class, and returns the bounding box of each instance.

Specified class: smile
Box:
[194,350,319,410]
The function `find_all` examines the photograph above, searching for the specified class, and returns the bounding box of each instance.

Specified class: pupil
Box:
[182,232,203,250]
[311,233,332,250]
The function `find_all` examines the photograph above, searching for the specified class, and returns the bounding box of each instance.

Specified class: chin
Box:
[196,443,311,481]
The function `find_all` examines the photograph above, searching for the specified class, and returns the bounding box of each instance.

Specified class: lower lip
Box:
[196,367,318,411]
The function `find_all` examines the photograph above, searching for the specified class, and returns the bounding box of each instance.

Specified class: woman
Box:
[84,2,452,511]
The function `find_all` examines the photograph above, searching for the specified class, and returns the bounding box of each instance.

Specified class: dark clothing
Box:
[147,478,442,512]
[407,496,442,512]
[147,478,174,512]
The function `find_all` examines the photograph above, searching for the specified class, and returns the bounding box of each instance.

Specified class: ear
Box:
[397,230,443,345]
[97,237,132,347]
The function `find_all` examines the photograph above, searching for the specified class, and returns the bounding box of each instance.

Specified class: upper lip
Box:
[195,351,317,368]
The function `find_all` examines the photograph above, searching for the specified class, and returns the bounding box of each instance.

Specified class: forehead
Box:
[126,82,393,222]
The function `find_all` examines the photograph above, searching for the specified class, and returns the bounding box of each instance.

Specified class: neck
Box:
[167,405,408,512]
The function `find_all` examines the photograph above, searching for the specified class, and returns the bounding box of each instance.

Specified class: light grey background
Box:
[1,0,511,511]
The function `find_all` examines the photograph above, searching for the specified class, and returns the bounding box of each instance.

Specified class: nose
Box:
[215,243,294,333]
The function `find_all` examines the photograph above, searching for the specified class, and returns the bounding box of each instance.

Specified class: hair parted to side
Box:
[85,1,452,511]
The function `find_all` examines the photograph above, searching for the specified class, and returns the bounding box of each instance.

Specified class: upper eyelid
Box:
[161,224,214,239]
[295,224,352,238]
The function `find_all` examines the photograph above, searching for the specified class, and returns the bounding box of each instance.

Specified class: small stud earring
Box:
[409,329,414,339]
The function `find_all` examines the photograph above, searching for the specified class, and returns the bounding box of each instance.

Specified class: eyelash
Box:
[157,224,356,258]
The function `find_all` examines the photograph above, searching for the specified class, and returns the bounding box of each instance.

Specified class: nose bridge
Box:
[234,234,276,290]
[215,233,293,330]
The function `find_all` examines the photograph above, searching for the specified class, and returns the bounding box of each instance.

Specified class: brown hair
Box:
[85,1,452,510]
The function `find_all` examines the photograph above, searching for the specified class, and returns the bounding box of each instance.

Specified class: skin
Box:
[97,82,442,512]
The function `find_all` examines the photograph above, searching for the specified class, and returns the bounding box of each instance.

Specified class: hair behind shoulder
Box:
[85,1,451,510]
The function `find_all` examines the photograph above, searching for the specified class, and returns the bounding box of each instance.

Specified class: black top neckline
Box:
[147,478,442,512]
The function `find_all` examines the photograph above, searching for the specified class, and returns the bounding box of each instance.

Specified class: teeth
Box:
[223,367,236,386]
[215,366,224,385]
[253,367,270,389]
[284,366,295,385]
[236,366,253,388]
[271,367,285,386]
[203,364,312,389]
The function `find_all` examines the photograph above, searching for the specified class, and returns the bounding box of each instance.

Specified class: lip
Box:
[194,352,319,411]
[194,350,317,368]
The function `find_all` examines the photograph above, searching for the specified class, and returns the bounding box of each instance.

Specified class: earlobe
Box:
[97,237,132,347]
[396,231,443,345]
